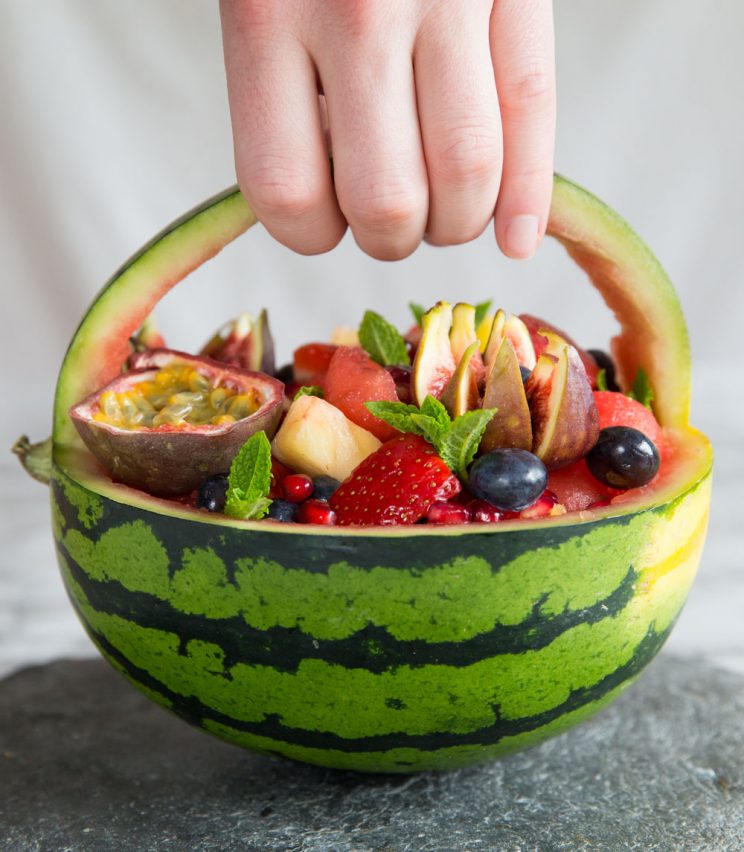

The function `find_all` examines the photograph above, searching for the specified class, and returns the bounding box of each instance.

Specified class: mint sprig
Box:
[358,310,410,367]
[224,431,273,520]
[408,302,426,327]
[365,396,496,480]
[294,385,323,400]
[627,367,654,410]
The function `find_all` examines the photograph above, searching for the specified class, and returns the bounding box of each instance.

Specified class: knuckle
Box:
[499,65,555,114]
[345,180,425,235]
[242,164,326,222]
[429,123,502,185]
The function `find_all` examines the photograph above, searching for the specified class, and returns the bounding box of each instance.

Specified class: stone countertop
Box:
[1,655,742,851]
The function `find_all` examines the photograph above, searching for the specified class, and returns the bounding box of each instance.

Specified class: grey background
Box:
[1,1,743,676]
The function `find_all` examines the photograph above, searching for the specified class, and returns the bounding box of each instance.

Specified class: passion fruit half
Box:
[69,348,283,496]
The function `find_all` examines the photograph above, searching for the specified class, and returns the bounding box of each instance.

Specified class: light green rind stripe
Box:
[210,681,631,773]
[57,486,698,643]
[59,549,690,739]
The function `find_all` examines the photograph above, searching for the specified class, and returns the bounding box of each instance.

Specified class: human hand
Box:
[220,1,555,261]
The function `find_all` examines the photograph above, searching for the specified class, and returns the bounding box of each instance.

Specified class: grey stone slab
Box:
[1,655,742,852]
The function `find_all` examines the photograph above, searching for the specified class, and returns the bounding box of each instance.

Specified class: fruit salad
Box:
[70,300,665,527]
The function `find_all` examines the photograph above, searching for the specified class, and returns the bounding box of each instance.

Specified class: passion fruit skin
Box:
[46,177,713,773]
[69,349,284,497]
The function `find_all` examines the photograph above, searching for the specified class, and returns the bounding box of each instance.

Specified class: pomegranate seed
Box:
[269,458,291,499]
[469,500,502,523]
[283,473,314,503]
[297,499,337,525]
[587,497,612,509]
[506,489,559,520]
[426,501,472,525]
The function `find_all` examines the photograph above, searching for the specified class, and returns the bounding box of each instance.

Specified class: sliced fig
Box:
[520,313,598,384]
[503,315,537,371]
[483,309,506,372]
[411,302,456,405]
[440,341,481,418]
[525,334,600,470]
[450,302,485,389]
[70,349,284,496]
[200,309,276,375]
[480,338,532,452]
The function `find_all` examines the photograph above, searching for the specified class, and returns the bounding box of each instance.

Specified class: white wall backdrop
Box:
[2,1,743,676]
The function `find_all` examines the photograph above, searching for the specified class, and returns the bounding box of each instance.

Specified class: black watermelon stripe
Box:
[52,477,635,576]
[57,537,637,672]
[76,604,673,754]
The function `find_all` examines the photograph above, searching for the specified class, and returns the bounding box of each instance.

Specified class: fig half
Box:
[70,349,284,496]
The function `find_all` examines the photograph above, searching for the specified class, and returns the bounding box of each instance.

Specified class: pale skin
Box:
[220,0,555,261]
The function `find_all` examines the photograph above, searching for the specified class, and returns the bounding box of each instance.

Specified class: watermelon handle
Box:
[54,176,691,453]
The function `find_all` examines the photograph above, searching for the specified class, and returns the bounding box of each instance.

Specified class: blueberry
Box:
[312,475,341,501]
[519,365,532,384]
[268,499,299,523]
[468,449,548,512]
[586,426,660,489]
[587,349,620,391]
[195,474,228,513]
[274,363,294,383]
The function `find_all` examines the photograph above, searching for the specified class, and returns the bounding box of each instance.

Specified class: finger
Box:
[315,39,428,260]
[219,0,346,255]
[490,0,556,259]
[415,3,502,246]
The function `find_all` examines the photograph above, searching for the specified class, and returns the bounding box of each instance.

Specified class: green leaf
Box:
[408,302,426,327]
[419,394,452,431]
[438,408,497,479]
[224,431,273,520]
[473,300,493,328]
[294,385,323,400]
[364,400,423,434]
[628,367,654,410]
[358,310,410,367]
[596,368,608,392]
[409,413,448,448]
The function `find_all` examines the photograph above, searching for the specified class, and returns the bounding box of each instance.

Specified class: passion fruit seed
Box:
[586,426,660,489]
[93,362,260,430]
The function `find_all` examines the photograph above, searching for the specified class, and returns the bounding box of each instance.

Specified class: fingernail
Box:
[504,214,539,259]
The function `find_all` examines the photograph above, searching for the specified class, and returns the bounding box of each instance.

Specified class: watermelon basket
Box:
[31,176,711,773]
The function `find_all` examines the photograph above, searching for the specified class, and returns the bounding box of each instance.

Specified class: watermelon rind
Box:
[46,175,713,773]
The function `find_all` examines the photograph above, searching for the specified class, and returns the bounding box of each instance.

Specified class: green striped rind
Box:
[51,459,710,773]
[548,176,690,428]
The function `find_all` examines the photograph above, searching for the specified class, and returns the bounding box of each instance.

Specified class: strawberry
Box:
[330,434,461,526]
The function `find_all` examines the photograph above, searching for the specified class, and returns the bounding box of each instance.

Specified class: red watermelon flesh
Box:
[323,347,400,441]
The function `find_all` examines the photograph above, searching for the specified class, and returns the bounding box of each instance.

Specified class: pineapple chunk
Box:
[271,395,381,481]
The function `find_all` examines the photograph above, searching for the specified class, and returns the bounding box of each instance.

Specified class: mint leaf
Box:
[438,409,497,480]
[408,302,425,327]
[364,400,423,434]
[628,367,654,410]
[224,431,273,520]
[474,300,493,328]
[294,385,323,400]
[410,413,448,447]
[419,394,451,431]
[359,310,410,367]
[596,368,608,391]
